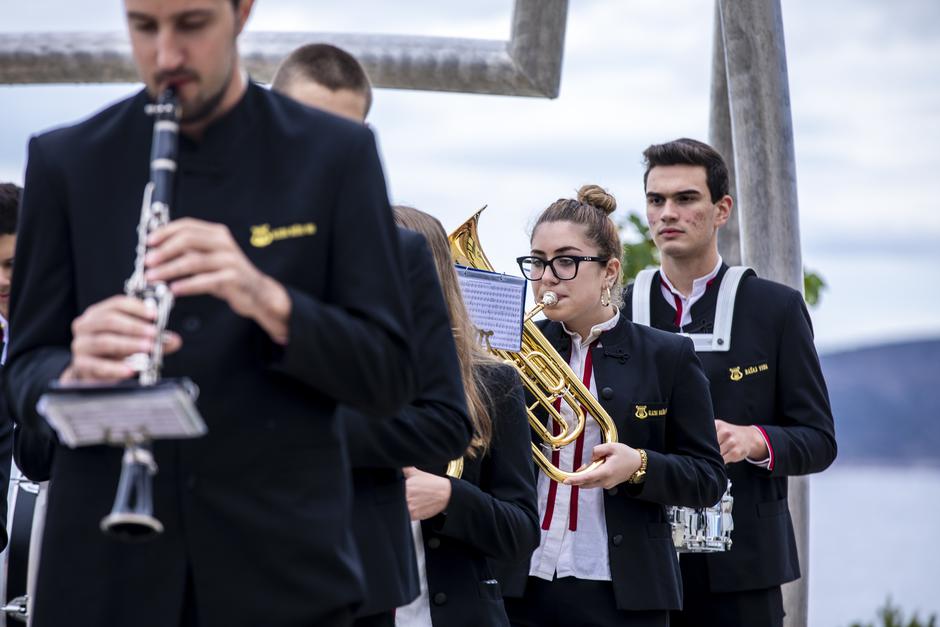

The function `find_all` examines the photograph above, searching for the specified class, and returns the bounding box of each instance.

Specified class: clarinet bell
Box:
[100,443,164,540]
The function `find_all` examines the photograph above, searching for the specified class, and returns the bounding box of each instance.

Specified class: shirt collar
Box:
[660,256,723,301]
[561,308,621,347]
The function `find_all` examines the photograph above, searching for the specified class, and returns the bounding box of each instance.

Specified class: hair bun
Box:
[577,184,617,216]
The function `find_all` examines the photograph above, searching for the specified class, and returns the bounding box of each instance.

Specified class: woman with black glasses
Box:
[500,185,726,627]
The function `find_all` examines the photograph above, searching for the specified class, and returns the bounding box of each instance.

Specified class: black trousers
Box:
[505,576,669,627]
[179,567,353,627]
[670,554,784,627]
[353,611,395,627]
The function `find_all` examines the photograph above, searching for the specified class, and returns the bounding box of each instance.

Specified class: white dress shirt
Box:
[529,309,620,582]
[395,521,433,627]
[658,257,723,330]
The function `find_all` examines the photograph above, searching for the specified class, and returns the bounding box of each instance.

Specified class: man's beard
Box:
[180,63,236,125]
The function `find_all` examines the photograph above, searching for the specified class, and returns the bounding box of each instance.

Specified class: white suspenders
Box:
[631,266,752,352]
[630,269,657,328]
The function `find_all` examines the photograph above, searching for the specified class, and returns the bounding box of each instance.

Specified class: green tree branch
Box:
[618,211,826,307]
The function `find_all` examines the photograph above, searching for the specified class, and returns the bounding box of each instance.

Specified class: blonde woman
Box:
[392,206,539,627]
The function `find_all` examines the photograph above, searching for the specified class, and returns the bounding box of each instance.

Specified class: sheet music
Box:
[455,265,527,352]
[38,379,207,448]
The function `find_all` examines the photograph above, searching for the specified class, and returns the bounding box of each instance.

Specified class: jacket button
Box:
[427,537,441,549]
[432,592,447,605]
[607,487,619,497]
[611,534,623,547]
[601,387,614,400]
[182,316,202,332]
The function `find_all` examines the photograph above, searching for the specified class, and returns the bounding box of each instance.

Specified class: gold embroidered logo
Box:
[634,405,667,419]
[729,363,769,381]
[250,222,317,248]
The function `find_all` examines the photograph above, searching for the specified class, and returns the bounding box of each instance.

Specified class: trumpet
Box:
[447,209,619,483]
[445,457,464,479]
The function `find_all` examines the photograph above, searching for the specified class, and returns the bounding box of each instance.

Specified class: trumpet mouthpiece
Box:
[542,292,558,307]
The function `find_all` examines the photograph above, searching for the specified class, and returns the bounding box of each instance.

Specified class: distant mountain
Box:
[820,338,940,466]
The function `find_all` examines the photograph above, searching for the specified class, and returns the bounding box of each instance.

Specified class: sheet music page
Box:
[455,266,527,352]
[38,380,207,448]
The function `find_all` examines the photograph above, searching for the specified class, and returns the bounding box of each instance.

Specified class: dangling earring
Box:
[600,284,612,307]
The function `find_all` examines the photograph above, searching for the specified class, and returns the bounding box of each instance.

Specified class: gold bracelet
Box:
[628,449,648,484]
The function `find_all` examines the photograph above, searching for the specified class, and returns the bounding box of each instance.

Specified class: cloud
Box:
[0,1,126,32]
[0,84,139,183]
[807,250,940,353]
[247,0,513,38]
[782,0,940,244]
[1,0,938,348]
[0,1,515,38]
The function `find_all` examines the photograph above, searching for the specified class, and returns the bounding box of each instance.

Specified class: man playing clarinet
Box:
[5,1,416,625]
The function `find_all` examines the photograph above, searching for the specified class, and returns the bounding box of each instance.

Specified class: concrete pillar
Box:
[717,1,809,624]
[708,0,741,266]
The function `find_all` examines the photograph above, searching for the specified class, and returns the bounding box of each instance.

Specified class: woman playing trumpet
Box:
[393,206,540,627]
[500,185,726,627]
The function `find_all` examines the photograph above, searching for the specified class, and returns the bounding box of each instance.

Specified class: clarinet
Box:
[100,88,180,540]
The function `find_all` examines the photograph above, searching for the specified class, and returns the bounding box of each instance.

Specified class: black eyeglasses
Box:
[516,255,610,281]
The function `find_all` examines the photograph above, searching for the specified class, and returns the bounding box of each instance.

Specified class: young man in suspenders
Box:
[626,138,837,627]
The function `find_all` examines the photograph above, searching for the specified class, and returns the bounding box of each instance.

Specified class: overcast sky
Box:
[1,0,938,353]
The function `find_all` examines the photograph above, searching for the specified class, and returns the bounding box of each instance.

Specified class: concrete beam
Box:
[0,0,568,98]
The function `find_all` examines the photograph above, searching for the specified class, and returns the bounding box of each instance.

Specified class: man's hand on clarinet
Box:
[60,295,182,384]
[144,218,292,345]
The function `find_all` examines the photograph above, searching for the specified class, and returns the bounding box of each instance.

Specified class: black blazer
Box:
[340,228,472,617]
[418,363,539,627]
[627,266,837,592]
[5,83,416,627]
[499,315,727,612]
[12,420,56,483]
[7,339,56,483]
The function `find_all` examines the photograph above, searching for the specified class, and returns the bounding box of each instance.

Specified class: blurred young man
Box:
[0,183,18,350]
[0,182,56,484]
[272,42,372,122]
[627,138,837,627]
[0,182,19,551]
[273,44,476,627]
[6,1,417,625]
